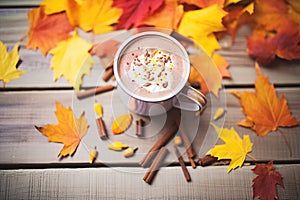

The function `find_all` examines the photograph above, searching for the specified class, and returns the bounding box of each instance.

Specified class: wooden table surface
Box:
[1,3,300,200]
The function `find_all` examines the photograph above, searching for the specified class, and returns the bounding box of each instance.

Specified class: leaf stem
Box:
[18,30,28,43]
[2,81,5,89]
[278,128,292,157]
[247,154,257,161]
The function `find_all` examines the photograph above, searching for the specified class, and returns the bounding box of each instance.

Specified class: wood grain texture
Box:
[0,88,299,165]
[0,165,299,199]
[0,1,40,7]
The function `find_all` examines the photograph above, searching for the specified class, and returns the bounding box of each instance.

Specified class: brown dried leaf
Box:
[90,39,120,58]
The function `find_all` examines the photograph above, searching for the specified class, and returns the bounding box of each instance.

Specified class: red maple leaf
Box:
[252,161,284,200]
[26,6,74,55]
[246,0,300,65]
[113,0,164,29]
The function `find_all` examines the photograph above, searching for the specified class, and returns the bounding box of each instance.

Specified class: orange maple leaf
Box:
[26,6,73,55]
[232,63,299,136]
[35,101,89,158]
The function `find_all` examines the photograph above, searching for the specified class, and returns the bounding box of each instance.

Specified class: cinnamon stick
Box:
[102,67,114,82]
[143,146,168,184]
[179,125,196,168]
[197,155,218,166]
[174,145,191,182]
[76,84,114,99]
[96,117,108,139]
[140,122,178,167]
[136,119,144,137]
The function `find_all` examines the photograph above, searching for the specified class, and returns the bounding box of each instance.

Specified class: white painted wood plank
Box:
[0,1,40,7]
[0,165,299,199]
[0,88,299,165]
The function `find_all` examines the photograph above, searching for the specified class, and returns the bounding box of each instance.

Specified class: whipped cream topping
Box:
[127,48,174,93]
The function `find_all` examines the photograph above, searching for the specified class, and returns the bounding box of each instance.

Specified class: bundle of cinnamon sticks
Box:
[140,119,200,184]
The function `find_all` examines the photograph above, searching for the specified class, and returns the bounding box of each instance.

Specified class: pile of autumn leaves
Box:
[3,0,298,91]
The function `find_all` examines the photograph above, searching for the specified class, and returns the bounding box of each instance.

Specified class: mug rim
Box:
[113,31,190,102]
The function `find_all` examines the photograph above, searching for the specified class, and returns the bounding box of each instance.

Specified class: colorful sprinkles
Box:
[128,48,174,93]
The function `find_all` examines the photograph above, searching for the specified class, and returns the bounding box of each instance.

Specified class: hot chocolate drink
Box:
[115,32,190,102]
[118,47,188,100]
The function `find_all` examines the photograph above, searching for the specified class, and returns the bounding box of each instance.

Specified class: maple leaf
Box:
[40,0,67,14]
[212,53,231,78]
[246,0,300,65]
[137,0,184,30]
[113,0,164,29]
[207,123,253,172]
[35,101,89,158]
[189,53,222,96]
[66,0,122,34]
[49,32,95,91]
[232,63,299,136]
[26,6,73,55]
[252,161,284,200]
[177,4,227,56]
[222,2,253,42]
[41,0,122,34]
[0,41,26,86]
[179,0,225,8]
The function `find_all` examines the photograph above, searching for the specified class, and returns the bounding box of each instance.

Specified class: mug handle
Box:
[173,84,207,115]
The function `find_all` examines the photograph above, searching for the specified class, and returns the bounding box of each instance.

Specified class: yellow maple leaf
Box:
[0,41,26,86]
[35,101,89,158]
[207,123,253,172]
[40,0,67,14]
[112,114,133,134]
[41,0,122,34]
[49,32,95,91]
[177,4,227,56]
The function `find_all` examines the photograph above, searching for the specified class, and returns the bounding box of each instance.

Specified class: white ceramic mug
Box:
[114,31,207,116]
